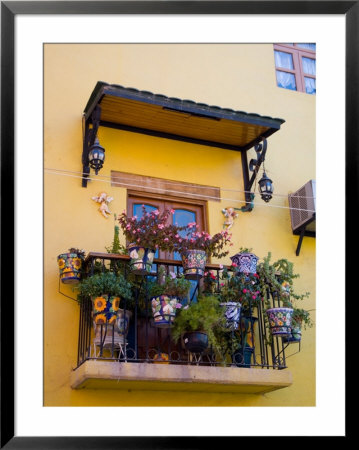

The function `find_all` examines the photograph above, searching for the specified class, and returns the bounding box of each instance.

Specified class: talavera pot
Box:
[181,249,207,280]
[128,244,155,275]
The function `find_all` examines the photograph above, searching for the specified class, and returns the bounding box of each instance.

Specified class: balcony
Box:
[70,253,294,394]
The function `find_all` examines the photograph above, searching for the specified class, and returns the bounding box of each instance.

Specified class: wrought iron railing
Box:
[75,252,295,370]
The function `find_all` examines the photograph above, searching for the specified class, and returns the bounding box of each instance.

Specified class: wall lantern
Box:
[88,138,105,175]
[258,171,273,202]
[243,138,274,209]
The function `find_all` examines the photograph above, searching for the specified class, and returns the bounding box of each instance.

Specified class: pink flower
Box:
[232,262,237,267]
[183,305,189,310]
[219,264,223,269]
[164,238,169,242]
[176,303,182,309]
[158,224,164,230]
[154,210,159,215]
[243,289,247,293]
[252,295,257,300]
[170,272,177,279]
[170,209,175,214]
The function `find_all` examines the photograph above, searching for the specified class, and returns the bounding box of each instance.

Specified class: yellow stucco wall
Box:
[44,44,315,406]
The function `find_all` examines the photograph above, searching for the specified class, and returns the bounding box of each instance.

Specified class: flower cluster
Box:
[118,206,184,252]
[218,265,261,311]
[175,224,232,258]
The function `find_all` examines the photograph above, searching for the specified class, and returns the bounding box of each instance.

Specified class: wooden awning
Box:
[83,81,285,152]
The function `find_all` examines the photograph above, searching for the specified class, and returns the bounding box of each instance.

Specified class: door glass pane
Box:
[274,51,294,69]
[172,209,196,261]
[304,77,316,95]
[172,209,198,301]
[276,70,297,90]
[302,57,316,75]
[296,43,316,51]
[132,203,159,259]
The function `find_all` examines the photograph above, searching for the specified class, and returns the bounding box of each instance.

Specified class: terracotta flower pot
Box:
[128,244,155,275]
[181,249,207,280]
[57,252,83,284]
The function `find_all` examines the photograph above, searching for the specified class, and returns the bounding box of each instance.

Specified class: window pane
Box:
[132,203,159,259]
[296,43,316,51]
[173,209,196,261]
[302,57,316,75]
[274,51,294,69]
[172,209,198,301]
[304,77,316,95]
[276,70,297,91]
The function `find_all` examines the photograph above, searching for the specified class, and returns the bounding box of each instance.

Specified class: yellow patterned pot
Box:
[57,252,83,284]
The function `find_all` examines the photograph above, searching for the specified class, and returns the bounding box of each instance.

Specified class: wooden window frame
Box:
[127,190,209,260]
[273,44,316,94]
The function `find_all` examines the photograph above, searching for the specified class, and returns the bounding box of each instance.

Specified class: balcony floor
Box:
[71,360,292,394]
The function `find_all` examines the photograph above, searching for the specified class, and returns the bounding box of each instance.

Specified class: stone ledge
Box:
[71,361,292,394]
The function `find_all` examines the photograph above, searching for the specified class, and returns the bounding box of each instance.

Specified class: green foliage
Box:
[172,295,225,352]
[238,247,253,254]
[218,267,261,314]
[256,252,313,340]
[67,248,86,258]
[105,220,128,255]
[292,307,313,329]
[76,272,133,304]
[148,268,191,299]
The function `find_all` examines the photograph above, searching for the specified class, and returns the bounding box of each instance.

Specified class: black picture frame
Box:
[1,1,353,447]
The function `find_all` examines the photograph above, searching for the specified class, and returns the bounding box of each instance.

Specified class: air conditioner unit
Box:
[288,180,316,255]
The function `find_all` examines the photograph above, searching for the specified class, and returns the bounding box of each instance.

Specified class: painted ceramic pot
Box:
[266,307,294,336]
[220,302,241,330]
[181,249,207,279]
[282,325,302,343]
[151,295,179,328]
[183,331,208,353]
[57,252,83,284]
[230,252,258,274]
[128,244,155,275]
[92,295,122,325]
[153,353,170,364]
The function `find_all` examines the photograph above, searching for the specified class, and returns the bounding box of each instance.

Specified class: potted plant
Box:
[217,265,261,329]
[257,253,310,338]
[148,268,192,328]
[172,295,225,353]
[230,247,259,274]
[57,247,86,284]
[282,307,313,343]
[118,206,181,275]
[77,272,134,341]
[175,223,232,279]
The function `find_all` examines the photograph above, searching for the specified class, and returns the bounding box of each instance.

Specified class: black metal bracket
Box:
[82,106,101,187]
[241,138,268,211]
